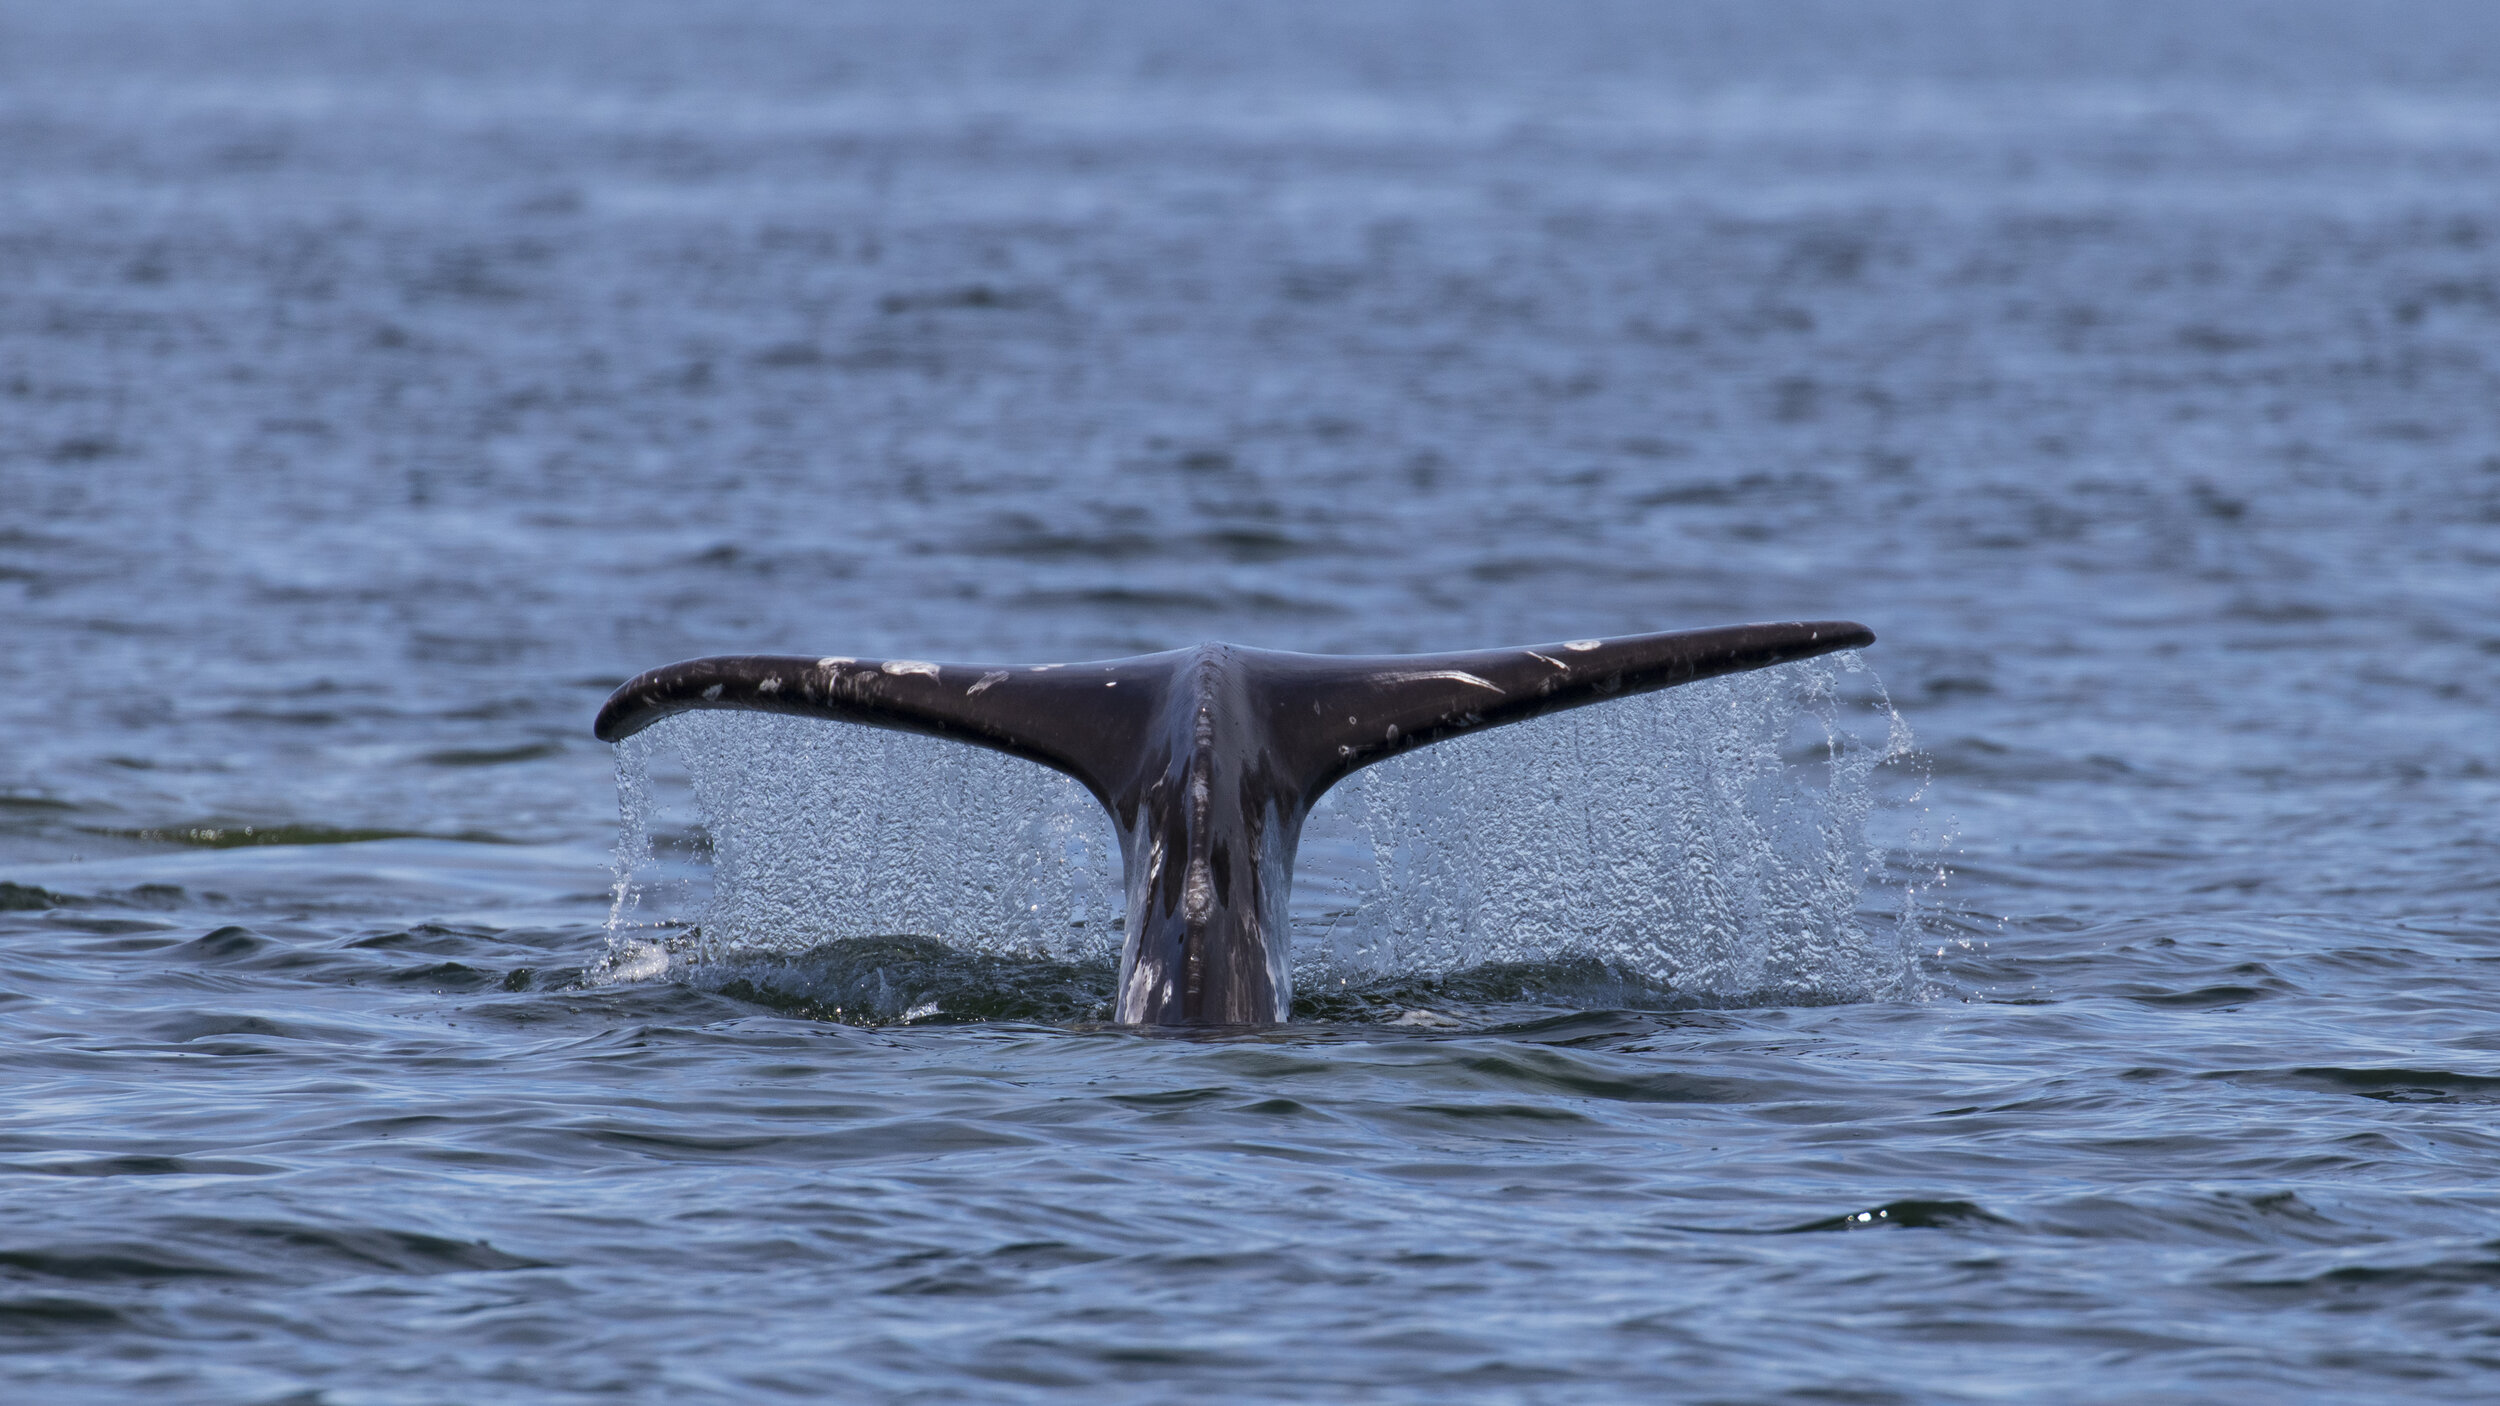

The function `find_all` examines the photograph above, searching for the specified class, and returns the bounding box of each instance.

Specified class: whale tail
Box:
[594,621,1874,1024]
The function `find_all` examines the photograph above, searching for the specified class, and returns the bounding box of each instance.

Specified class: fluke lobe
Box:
[594,621,1874,1026]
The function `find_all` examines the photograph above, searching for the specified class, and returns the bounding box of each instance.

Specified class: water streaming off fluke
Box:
[601,656,1929,1018]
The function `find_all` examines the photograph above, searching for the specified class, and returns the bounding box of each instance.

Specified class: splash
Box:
[602,654,1931,1010]
[640,713,1122,965]
[604,731,656,943]
[595,730,691,983]
[1303,655,1923,1006]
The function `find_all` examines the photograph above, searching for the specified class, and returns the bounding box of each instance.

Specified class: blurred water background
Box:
[4,1,2499,1400]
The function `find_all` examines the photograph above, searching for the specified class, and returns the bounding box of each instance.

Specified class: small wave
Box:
[691,935,1119,1027]
[0,1296,141,1335]
[184,1220,548,1277]
[0,1218,555,1286]
[0,881,67,911]
[418,742,564,768]
[85,823,517,849]
[168,925,265,962]
[7,1155,285,1180]
[2260,1066,2500,1105]
[2221,1243,2500,1299]
[619,936,1827,1030]
[1777,1199,2009,1233]
[1296,955,1693,1025]
[0,1246,242,1282]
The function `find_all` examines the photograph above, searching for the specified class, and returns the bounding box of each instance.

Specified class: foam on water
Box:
[603,654,1925,1010]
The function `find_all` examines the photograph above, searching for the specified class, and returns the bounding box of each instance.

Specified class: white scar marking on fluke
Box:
[816,657,853,668]
[882,660,940,678]
[1384,669,1502,692]
[701,684,723,700]
[967,670,1008,695]
[1182,858,1214,921]
[758,677,781,694]
[1525,651,1567,669]
[1564,639,1601,652]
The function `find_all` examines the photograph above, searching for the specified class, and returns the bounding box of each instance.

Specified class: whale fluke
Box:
[595,621,1874,1025]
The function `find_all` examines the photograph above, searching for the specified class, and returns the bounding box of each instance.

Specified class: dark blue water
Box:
[6,1,2500,1399]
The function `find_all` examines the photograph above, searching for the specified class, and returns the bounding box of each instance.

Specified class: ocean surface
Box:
[5,1,2500,1399]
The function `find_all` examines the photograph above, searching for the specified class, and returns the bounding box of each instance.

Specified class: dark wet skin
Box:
[596,621,1873,1023]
